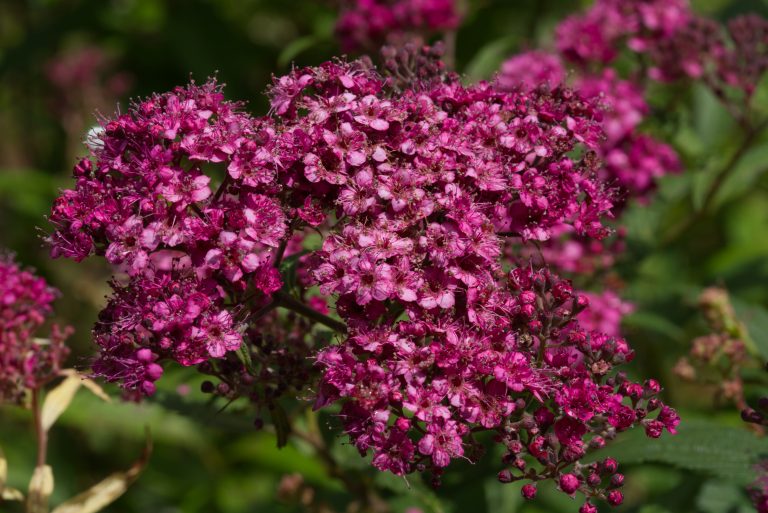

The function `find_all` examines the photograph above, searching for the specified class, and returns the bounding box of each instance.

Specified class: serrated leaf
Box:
[26,465,54,513]
[588,420,768,485]
[50,432,151,513]
[41,374,82,431]
[234,344,256,375]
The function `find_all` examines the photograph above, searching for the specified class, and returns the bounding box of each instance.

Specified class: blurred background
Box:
[2,0,768,511]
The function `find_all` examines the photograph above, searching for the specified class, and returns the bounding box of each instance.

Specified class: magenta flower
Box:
[0,254,72,404]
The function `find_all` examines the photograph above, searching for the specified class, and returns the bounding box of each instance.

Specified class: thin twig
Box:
[275,291,347,333]
[661,119,768,246]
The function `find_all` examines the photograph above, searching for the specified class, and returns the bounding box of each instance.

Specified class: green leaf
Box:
[732,299,768,359]
[278,36,319,68]
[622,311,685,342]
[588,420,768,485]
[696,480,750,513]
[270,403,291,449]
[484,478,522,513]
[234,344,256,376]
[713,141,768,210]
[464,36,516,81]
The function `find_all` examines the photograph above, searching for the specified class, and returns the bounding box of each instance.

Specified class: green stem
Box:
[31,389,47,468]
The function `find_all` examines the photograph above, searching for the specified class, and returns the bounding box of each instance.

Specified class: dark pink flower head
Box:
[576,291,634,338]
[0,254,71,404]
[335,0,461,53]
[49,53,677,509]
[497,51,566,92]
[650,14,768,100]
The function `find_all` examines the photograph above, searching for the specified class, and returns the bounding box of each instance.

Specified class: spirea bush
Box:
[41,36,686,513]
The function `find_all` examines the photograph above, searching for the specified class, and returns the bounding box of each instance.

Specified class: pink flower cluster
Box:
[0,255,71,404]
[335,0,460,52]
[752,461,768,513]
[48,54,677,506]
[649,14,768,98]
[577,291,635,338]
[498,58,680,202]
[555,0,690,65]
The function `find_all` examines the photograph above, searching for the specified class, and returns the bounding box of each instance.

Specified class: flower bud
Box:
[521,484,537,500]
[559,473,580,495]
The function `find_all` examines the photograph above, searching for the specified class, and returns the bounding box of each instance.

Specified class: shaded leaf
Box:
[696,480,749,513]
[26,465,54,513]
[464,36,516,81]
[270,403,291,449]
[41,375,82,432]
[732,299,768,359]
[278,35,319,67]
[50,431,152,513]
[587,419,768,485]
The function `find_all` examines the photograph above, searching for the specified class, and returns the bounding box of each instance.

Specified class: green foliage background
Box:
[1,0,768,511]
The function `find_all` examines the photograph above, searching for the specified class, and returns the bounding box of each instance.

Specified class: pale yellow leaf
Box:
[26,465,53,513]
[2,487,24,501]
[0,445,7,487]
[41,375,82,431]
[60,370,111,403]
[51,432,152,513]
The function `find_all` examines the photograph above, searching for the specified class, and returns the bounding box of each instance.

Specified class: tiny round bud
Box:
[607,490,624,506]
[610,473,625,488]
[200,380,215,393]
[559,473,580,495]
[521,484,537,500]
[579,502,598,513]
[498,470,513,484]
[253,417,264,430]
[601,458,618,475]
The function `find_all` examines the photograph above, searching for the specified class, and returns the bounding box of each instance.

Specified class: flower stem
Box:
[31,388,48,468]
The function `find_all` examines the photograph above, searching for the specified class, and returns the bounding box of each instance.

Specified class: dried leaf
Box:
[60,370,111,403]
[41,375,82,431]
[2,487,24,501]
[50,431,152,513]
[26,465,53,513]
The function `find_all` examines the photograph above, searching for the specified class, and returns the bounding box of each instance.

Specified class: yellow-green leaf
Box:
[50,432,152,513]
[41,375,82,431]
[26,465,53,513]
[60,370,111,403]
